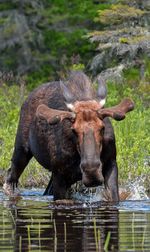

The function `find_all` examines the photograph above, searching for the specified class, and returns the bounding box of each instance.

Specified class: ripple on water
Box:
[0,186,150,252]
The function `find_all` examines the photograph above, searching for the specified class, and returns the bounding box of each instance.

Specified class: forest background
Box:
[0,0,149,189]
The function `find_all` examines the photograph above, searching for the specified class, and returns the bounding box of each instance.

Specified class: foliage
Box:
[95,4,144,25]
[0,84,20,170]
[0,2,17,11]
[0,83,49,187]
[88,0,150,77]
[0,0,106,86]
[107,84,149,182]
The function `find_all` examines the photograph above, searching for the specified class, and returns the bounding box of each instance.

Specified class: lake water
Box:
[0,185,150,252]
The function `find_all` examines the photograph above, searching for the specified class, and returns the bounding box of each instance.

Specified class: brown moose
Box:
[3,71,134,201]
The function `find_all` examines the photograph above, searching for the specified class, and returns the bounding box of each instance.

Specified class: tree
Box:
[0,0,100,82]
[0,0,53,76]
[87,0,150,82]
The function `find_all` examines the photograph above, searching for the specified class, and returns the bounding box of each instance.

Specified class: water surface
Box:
[0,188,150,252]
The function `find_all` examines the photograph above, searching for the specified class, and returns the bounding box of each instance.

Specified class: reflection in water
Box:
[0,189,150,252]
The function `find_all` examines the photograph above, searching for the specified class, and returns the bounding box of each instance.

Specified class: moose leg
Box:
[52,173,68,200]
[3,147,32,195]
[103,160,119,202]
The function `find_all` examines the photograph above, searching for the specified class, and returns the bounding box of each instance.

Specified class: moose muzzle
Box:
[81,161,104,187]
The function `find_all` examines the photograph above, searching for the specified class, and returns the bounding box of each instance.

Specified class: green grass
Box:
[0,84,20,170]
[106,81,150,182]
[0,83,49,187]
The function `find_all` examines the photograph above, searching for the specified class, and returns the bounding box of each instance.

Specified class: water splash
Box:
[71,175,149,202]
[122,176,149,200]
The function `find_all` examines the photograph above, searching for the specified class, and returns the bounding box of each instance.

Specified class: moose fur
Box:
[3,71,134,200]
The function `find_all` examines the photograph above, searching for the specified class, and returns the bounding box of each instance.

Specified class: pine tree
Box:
[87,0,150,81]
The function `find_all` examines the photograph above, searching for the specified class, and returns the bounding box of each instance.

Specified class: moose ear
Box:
[60,81,74,104]
[96,77,107,107]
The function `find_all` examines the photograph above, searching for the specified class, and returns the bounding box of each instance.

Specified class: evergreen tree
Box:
[87,0,150,81]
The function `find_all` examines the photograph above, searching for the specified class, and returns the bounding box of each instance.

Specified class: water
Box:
[0,184,150,252]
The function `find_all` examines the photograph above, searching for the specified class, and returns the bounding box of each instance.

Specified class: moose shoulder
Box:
[3,71,134,201]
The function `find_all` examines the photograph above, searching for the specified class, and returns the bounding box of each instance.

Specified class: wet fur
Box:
[4,72,119,201]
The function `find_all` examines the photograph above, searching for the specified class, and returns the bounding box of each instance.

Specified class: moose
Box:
[3,71,134,201]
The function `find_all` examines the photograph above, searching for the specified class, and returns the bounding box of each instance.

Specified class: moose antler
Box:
[36,104,76,124]
[97,98,134,121]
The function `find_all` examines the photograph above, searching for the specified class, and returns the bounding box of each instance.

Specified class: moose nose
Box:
[80,159,104,187]
[82,168,104,187]
[81,160,101,172]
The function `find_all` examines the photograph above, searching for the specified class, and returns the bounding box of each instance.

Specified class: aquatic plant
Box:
[19,236,22,252]
[27,225,31,249]
[93,218,111,251]
[93,218,99,251]
[104,232,111,252]
[64,222,67,245]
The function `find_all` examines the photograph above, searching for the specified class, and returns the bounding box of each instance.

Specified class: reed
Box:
[9,210,16,227]
[142,223,147,250]
[93,218,111,252]
[19,236,22,252]
[38,221,41,249]
[93,218,99,252]
[27,225,31,250]
[2,211,5,241]
[104,232,111,252]
[64,222,67,244]
[131,213,135,251]
[54,219,57,252]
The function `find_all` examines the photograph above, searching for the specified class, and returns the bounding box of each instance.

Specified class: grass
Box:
[0,83,50,187]
[106,81,150,183]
